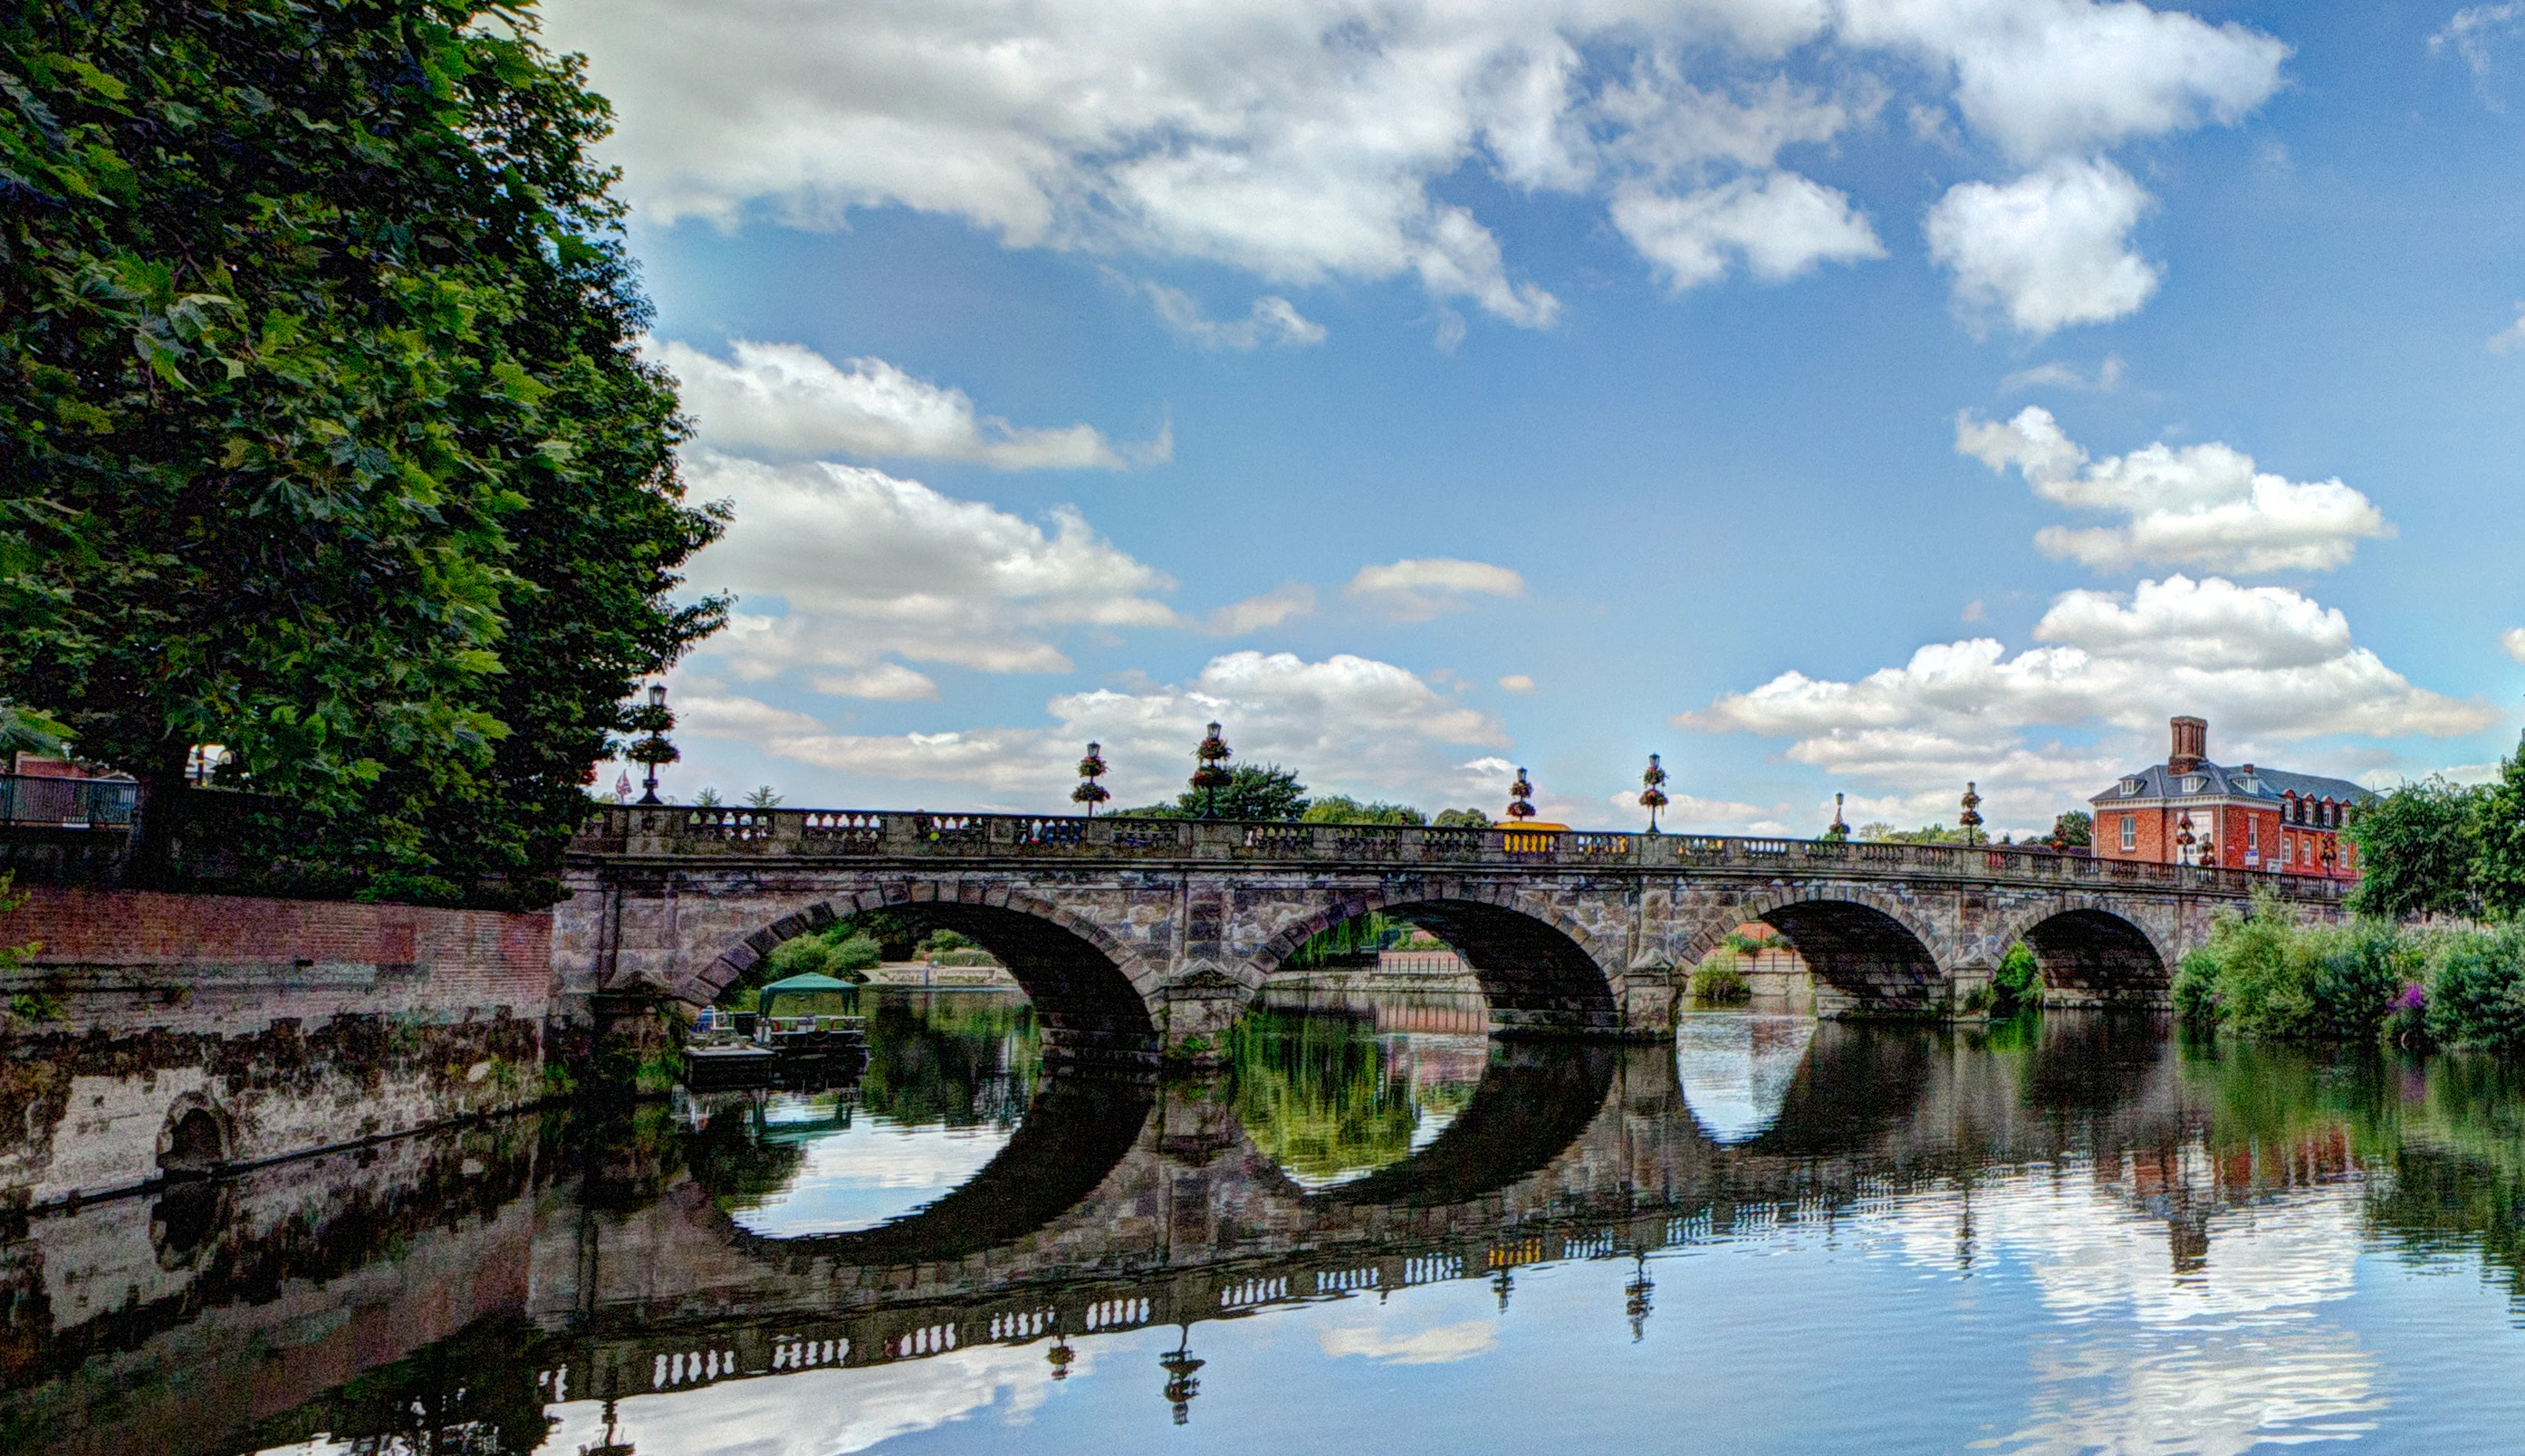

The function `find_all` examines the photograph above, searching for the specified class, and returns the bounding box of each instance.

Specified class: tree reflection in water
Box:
[1227,1006,1485,1189]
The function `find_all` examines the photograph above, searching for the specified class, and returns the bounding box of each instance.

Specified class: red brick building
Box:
[2088,717,2373,881]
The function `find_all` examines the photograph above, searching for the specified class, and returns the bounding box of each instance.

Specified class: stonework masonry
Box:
[563,807,2353,1064]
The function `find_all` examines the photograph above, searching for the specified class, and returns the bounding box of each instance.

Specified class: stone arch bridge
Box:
[561,807,2347,1064]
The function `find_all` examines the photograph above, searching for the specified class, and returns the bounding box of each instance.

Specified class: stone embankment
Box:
[0,886,555,1205]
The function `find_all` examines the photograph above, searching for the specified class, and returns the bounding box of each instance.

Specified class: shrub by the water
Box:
[2174,894,2411,1041]
[1688,950,1751,1005]
[1991,943,2042,1017]
[2424,924,2525,1056]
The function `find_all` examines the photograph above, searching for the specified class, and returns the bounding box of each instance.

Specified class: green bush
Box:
[1992,943,2042,1017]
[762,934,869,983]
[2424,924,2525,1055]
[1688,951,1750,1005]
[2175,895,2411,1041]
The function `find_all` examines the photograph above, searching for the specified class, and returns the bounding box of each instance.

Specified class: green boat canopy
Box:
[758,971,861,1014]
[759,972,859,993]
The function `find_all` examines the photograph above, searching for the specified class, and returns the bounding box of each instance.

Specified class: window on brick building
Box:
[2120,815,2136,851]
[2247,819,2259,855]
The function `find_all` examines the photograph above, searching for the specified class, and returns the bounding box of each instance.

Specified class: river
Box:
[11,990,2525,1454]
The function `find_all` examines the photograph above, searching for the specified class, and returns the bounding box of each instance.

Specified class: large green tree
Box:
[2473,734,2525,921]
[0,1,723,905]
[2346,776,2494,920]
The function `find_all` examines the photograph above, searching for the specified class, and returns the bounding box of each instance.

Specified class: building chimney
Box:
[2168,715,2207,776]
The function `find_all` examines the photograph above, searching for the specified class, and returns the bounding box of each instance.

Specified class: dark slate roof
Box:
[2089,760,2375,808]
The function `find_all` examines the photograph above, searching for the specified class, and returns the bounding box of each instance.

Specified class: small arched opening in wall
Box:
[693,893,1161,1069]
[2015,907,2170,1009]
[1743,898,1945,1015]
[156,1097,230,1179]
[1260,896,1620,1036]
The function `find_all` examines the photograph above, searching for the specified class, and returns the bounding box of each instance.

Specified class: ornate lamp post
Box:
[1505,766,1537,823]
[1825,791,1850,842]
[1071,742,1110,817]
[1958,781,1983,847]
[2175,811,2196,867]
[624,684,678,806]
[1046,1335,1076,1381]
[1638,753,1669,834]
[1190,723,1233,819]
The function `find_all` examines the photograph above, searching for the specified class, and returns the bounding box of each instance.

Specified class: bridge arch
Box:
[1685,888,1950,1014]
[1998,902,2173,1008]
[685,1074,1159,1266]
[683,879,1162,1067]
[1252,886,1625,1034]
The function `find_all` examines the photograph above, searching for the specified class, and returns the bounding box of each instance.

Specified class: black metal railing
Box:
[0,774,139,829]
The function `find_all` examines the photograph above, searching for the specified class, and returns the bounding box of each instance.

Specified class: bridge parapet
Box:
[572,807,2349,903]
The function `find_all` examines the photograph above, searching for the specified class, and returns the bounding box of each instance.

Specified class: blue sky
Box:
[545,0,2525,835]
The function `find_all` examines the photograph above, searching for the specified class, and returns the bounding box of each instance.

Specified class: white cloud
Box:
[1498,674,1536,693]
[681,454,1181,687]
[1926,158,2160,336]
[675,693,826,740]
[655,339,1161,470]
[1114,273,1329,349]
[1841,0,2288,164]
[757,652,1512,809]
[1345,558,1526,621]
[2433,3,2525,77]
[1320,1319,1497,1365]
[1610,788,1783,828]
[1609,172,1884,292]
[2000,353,2126,392]
[1206,583,1318,635]
[545,0,2281,330]
[2503,627,2525,665]
[1959,406,2395,573]
[2490,302,2525,352]
[1681,574,2491,828]
[809,665,941,702]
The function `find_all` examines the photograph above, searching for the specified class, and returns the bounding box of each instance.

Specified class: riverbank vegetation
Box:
[2175,892,2525,1054]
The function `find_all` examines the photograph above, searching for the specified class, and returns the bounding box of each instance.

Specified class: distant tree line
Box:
[1110,763,1491,828]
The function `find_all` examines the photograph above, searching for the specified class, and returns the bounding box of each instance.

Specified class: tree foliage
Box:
[2345,776,2493,919]
[1117,762,1311,821]
[1301,795,1425,826]
[0,1,724,905]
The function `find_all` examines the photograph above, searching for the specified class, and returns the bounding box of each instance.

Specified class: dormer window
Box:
[2236,776,2260,793]
[2181,775,2207,794]
[2120,777,2142,796]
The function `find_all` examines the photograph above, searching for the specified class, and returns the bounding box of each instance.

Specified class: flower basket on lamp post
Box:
[1190,723,1233,819]
[622,684,677,806]
[1638,754,1669,833]
[1071,742,1111,816]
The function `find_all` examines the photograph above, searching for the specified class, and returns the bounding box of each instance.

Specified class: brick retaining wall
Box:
[0,887,558,1204]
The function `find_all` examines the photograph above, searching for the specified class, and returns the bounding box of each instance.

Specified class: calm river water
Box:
[14,991,2525,1455]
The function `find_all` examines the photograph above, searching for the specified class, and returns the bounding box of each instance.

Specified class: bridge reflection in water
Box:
[12,995,2525,1455]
